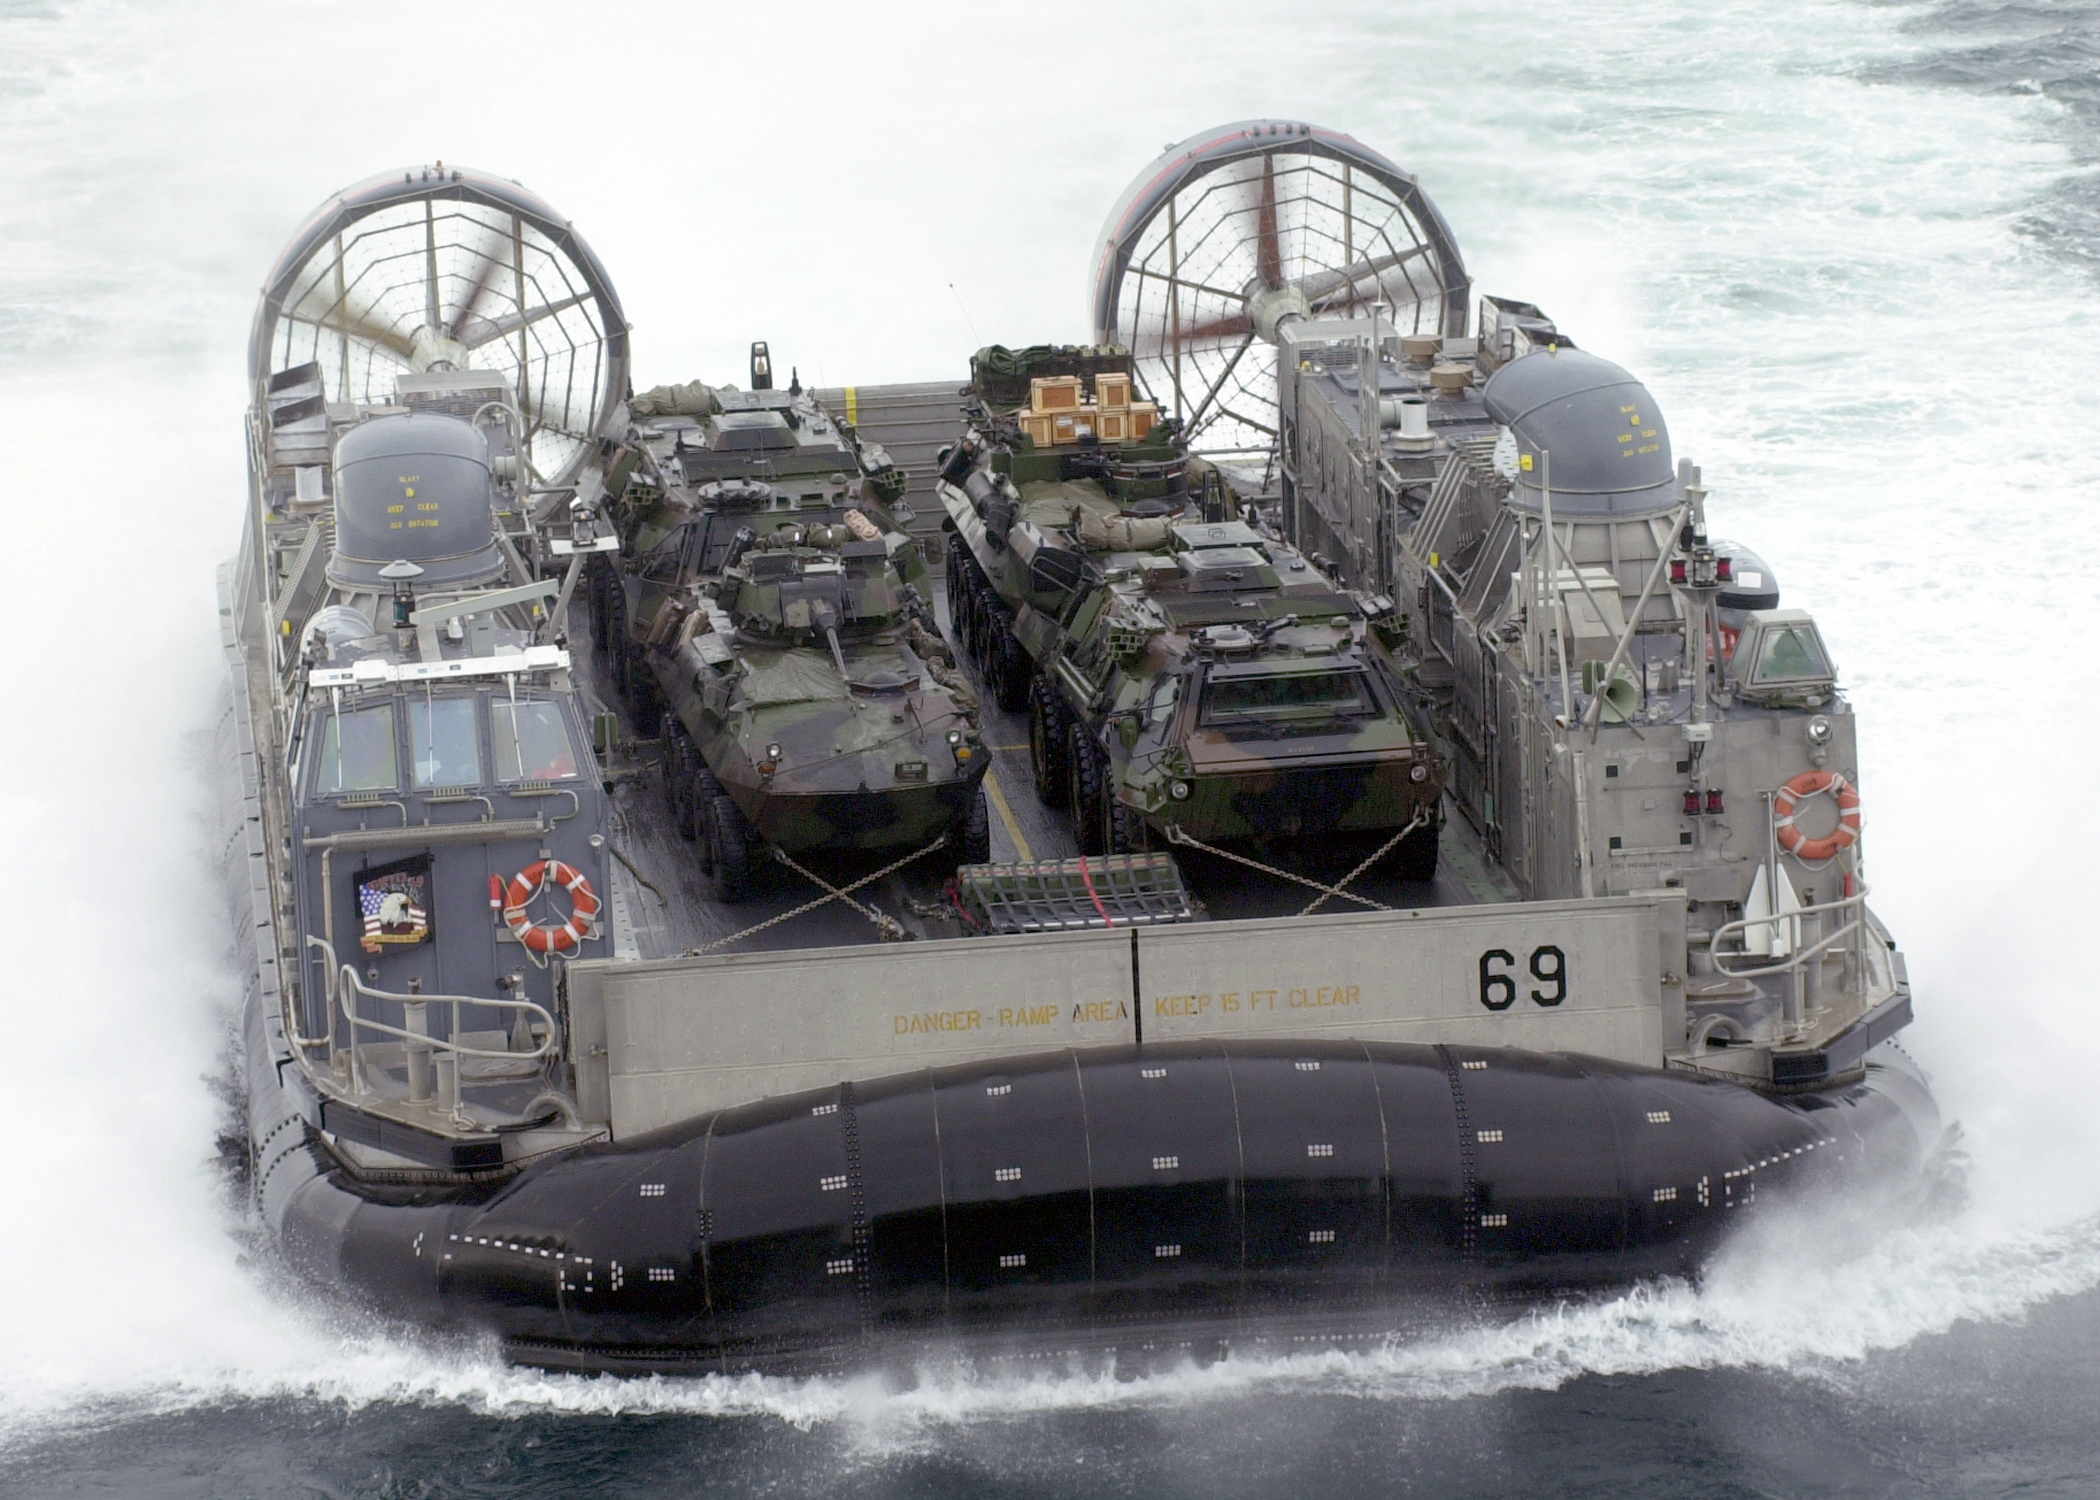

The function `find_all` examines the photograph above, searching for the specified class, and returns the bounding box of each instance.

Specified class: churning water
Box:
[2,1,2098,1493]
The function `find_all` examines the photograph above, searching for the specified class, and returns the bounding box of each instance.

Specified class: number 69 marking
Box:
[1478,946,1568,1011]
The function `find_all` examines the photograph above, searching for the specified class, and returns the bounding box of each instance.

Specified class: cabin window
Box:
[409,696,481,788]
[1750,624,1830,683]
[1200,669,1375,725]
[493,699,579,781]
[314,705,397,793]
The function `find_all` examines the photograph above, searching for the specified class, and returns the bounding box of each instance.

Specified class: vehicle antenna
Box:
[949,282,982,347]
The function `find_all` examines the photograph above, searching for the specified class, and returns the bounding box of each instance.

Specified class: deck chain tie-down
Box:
[685,835,948,955]
[1163,805,1427,917]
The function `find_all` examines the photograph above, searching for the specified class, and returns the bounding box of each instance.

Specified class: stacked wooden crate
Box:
[1016,372,1159,447]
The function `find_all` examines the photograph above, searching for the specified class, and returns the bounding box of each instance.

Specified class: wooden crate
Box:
[1051,410,1096,444]
[1096,408,1133,442]
[1018,411,1056,447]
[1030,375,1084,412]
[1094,371,1133,409]
[1130,401,1159,438]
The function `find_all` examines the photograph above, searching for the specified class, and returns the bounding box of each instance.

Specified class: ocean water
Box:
[2,1,2098,1494]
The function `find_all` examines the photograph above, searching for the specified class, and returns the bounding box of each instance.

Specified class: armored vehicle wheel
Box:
[1102,793,1144,855]
[965,589,992,671]
[955,785,991,868]
[588,559,612,656]
[607,591,632,697]
[623,634,662,724]
[1028,678,1071,804]
[690,769,722,868]
[944,558,970,641]
[708,790,755,903]
[1068,722,1107,856]
[663,718,701,839]
[1395,819,1439,882]
[990,631,1032,714]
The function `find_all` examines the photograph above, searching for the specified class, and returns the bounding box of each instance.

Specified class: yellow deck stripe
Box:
[983,768,1033,862]
[845,386,858,426]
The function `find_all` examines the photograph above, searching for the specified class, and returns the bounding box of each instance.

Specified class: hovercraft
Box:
[222,138,1939,1375]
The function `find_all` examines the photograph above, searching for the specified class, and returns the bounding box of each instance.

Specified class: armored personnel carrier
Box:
[940,346,1442,876]
[220,146,1940,1381]
[593,348,989,899]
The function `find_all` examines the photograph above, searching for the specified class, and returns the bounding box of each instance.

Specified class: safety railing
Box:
[307,936,557,1127]
[1708,879,1873,1029]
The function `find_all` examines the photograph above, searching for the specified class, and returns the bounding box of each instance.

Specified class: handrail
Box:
[337,963,557,1111]
[337,966,556,1063]
[1708,879,1870,980]
[286,935,338,1054]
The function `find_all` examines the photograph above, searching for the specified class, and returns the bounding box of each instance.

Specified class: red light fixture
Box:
[1683,789,1702,817]
[1706,789,1724,814]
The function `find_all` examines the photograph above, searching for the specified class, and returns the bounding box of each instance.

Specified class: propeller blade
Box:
[307,303,416,360]
[1298,244,1434,310]
[461,290,594,351]
[448,225,513,342]
[1164,309,1252,347]
[1255,154,1282,292]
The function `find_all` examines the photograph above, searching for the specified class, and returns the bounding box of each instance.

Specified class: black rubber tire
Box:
[1028,677,1071,805]
[1068,722,1106,856]
[955,784,991,868]
[968,591,992,671]
[709,790,755,903]
[589,559,613,659]
[661,715,695,837]
[945,556,969,640]
[1395,820,1440,882]
[1103,794,1143,856]
[607,590,632,698]
[991,629,1032,713]
[624,631,662,724]
[691,769,722,869]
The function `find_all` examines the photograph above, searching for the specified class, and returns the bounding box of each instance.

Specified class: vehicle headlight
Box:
[1409,763,1429,783]
[1170,780,1191,801]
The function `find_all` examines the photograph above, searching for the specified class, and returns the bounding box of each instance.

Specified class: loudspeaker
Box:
[1583,661,1640,724]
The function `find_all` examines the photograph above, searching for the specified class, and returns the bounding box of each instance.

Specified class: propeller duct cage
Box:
[249,165,629,496]
[1091,121,1469,463]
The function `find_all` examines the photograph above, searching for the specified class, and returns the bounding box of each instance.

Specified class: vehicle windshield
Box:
[492,699,579,780]
[409,695,481,788]
[1200,668,1375,725]
[315,704,397,793]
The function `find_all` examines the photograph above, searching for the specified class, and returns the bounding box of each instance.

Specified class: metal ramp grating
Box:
[957,852,1200,934]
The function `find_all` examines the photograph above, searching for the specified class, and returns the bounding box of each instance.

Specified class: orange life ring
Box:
[502,859,602,954]
[1774,770,1860,863]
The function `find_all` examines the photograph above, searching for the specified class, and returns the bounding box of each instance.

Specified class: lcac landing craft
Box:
[222,138,1941,1375]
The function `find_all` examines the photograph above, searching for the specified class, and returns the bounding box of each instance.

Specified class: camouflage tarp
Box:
[736,649,847,706]
[631,380,720,417]
[1018,480,1173,552]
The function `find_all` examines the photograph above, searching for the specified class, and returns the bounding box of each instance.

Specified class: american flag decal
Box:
[355,855,433,954]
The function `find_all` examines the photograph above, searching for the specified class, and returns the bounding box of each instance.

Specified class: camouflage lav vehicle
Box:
[939,344,1442,875]
[594,345,989,900]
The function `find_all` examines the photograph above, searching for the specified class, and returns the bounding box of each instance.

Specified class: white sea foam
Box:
[2,0,2096,1452]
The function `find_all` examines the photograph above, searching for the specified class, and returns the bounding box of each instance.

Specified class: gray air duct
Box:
[1482,348,1676,519]
[327,412,506,588]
